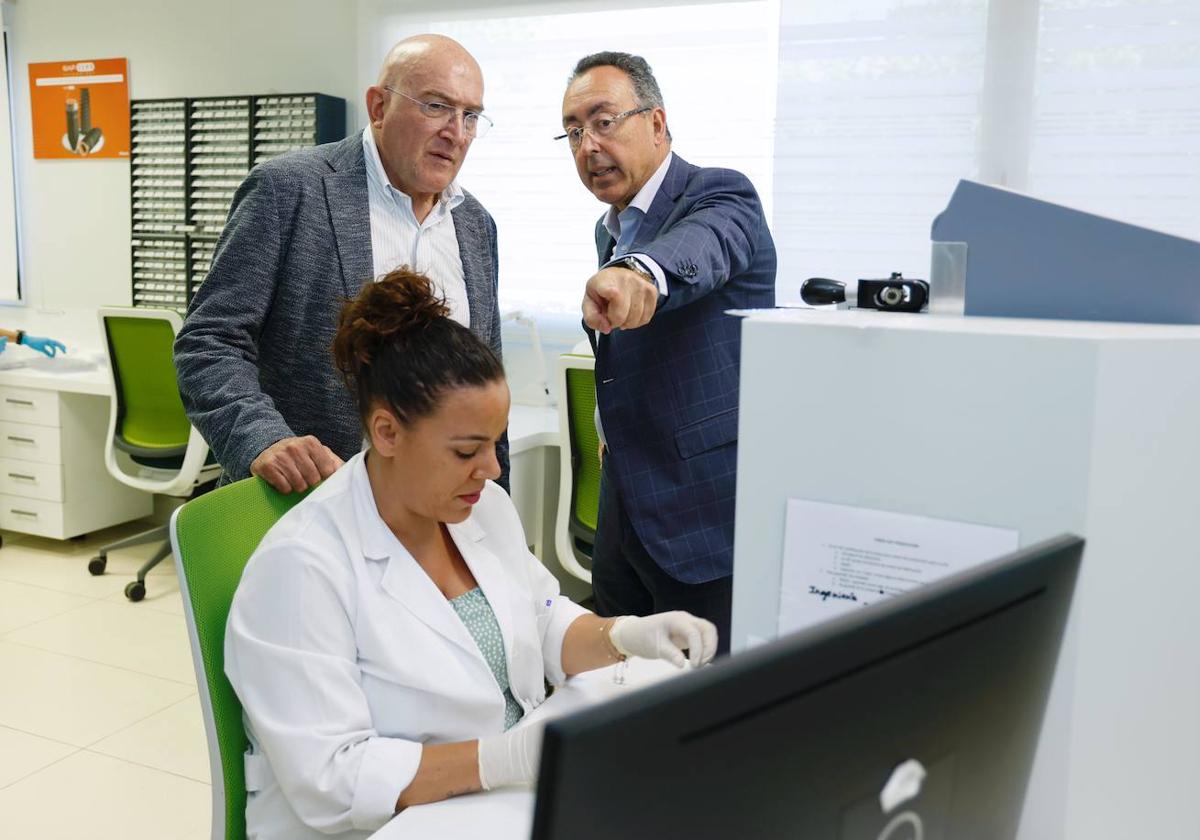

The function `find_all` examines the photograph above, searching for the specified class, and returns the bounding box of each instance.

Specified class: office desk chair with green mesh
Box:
[88,307,220,600]
[554,342,600,584]
[171,477,313,840]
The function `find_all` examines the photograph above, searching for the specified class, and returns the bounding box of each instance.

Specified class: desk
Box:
[0,353,151,539]
[373,659,683,840]
[507,404,559,562]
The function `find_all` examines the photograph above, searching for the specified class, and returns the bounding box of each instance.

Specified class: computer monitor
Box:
[532,534,1082,840]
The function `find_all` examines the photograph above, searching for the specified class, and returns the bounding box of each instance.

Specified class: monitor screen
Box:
[532,534,1082,840]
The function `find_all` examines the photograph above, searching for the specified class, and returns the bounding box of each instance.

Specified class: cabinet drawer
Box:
[0,387,61,427]
[0,421,62,464]
[0,494,66,538]
[0,458,64,501]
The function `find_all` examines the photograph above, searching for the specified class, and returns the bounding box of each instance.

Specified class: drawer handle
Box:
[7,472,35,481]
[6,436,35,444]
[10,509,38,518]
[4,398,34,406]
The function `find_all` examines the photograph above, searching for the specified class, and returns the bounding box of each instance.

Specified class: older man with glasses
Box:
[559,51,777,654]
[176,34,508,493]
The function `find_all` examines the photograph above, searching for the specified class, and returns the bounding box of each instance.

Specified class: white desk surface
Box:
[372,659,684,840]
[0,356,560,445]
[508,403,559,454]
[0,351,110,396]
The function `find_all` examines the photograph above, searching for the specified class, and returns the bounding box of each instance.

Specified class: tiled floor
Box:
[0,522,212,840]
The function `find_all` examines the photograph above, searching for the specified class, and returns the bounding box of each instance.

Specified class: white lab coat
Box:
[224,451,588,840]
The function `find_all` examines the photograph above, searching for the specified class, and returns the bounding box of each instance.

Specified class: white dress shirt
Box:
[362,128,470,326]
[225,451,588,840]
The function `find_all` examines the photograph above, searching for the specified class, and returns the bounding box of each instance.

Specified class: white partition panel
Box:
[732,309,1200,840]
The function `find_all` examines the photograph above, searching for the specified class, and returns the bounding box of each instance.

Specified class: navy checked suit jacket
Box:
[174,134,507,485]
[592,154,776,584]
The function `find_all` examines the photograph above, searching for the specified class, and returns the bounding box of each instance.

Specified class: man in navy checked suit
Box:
[560,52,776,653]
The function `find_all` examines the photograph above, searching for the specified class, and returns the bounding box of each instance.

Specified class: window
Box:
[1027,0,1200,240]
[773,0,989,297]
[0,30,20,302]
[369,1,777,322]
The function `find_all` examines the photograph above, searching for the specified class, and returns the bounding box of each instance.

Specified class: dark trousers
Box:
[591,461,732,656]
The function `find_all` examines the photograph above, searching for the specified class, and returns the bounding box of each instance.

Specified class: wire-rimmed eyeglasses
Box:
[554,106,651,150]
[383,86,493,138]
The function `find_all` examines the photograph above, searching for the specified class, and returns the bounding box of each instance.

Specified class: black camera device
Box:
[801,272,929,313]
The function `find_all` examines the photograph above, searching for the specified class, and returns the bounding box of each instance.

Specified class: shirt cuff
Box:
[349,736,423,830]
[604,253,669,297]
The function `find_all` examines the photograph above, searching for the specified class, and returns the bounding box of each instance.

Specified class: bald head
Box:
[377,34,480,89]
[365,34,486,222]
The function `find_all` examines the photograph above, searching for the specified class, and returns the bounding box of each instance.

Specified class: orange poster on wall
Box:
[28,57,130,159]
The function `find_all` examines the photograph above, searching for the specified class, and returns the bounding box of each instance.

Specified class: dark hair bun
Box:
[332,265,504,426]
[333,267,450,376]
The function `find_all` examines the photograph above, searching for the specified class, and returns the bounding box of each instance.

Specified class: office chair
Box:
[87,307,220,601]
[171,477,313,840]
[553,342,600,584]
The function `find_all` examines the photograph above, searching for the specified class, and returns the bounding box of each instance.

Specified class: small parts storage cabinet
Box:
[0,383,151,542]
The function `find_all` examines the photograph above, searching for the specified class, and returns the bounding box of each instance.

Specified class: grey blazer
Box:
[174,133,507,485]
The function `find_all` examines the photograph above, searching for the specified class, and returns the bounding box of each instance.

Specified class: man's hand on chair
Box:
[251,436,343,493]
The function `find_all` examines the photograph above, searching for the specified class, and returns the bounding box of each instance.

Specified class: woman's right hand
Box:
[609,611,718,668]
[477,718,546,790]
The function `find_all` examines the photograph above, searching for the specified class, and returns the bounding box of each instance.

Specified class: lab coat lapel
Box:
[448,516,515,673]
[376,550,483,662]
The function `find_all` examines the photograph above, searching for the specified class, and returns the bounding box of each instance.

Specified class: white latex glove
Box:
[477,718,545,790]
[609,611,719,668]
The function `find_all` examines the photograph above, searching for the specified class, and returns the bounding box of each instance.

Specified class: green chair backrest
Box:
[565,366,601,534]
[171,477,313,840]
[103,315,191,451]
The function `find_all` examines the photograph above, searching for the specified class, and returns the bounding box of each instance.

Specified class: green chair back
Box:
[171,477,313,840]
[103,315,191,451]
[565,366,601,536]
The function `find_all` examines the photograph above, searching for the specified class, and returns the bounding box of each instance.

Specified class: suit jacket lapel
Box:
[453,199,491,331]
[323,135,374,298]
[636,153,690,247]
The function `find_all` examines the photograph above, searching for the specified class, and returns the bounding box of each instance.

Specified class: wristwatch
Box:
[617,256,656,288]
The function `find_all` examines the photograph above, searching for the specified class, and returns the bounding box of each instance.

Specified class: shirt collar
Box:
[604,150,674,241]
[361,127,465,217]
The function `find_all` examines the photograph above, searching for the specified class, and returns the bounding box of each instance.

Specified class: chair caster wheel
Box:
[88,556,107,576]
[125,581,146,602]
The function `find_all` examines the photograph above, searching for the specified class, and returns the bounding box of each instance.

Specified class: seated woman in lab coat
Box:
[224,268,718,840]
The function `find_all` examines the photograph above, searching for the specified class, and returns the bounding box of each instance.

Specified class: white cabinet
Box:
[0,384,151,539]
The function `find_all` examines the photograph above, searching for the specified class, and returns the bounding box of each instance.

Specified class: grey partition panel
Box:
[931,179,1200,325]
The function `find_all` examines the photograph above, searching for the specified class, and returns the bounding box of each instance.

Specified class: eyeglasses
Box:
[554,106,651,150]
[383,86,493,138]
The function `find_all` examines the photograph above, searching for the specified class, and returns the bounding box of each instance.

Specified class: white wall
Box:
[0,0,358,345]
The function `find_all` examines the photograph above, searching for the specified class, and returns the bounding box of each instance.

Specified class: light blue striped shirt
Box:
[601,151,673,296]
[362,128,469,326]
